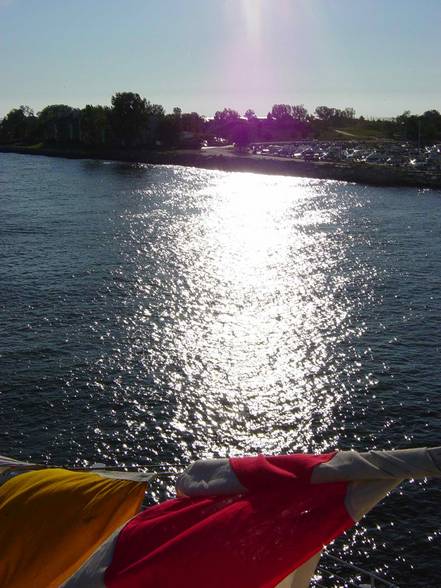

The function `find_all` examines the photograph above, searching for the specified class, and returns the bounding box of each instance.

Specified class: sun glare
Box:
[167,172,345,455]
[240,0,263,45]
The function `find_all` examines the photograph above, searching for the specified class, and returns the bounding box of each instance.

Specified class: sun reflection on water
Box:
[165,172,362,458]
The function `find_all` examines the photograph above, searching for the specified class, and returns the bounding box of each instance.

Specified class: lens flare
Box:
[240,0,262,45]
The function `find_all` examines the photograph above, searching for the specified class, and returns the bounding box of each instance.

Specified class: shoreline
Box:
[1,144,441,190]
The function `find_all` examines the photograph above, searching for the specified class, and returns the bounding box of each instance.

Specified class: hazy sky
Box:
[1,0,440,118]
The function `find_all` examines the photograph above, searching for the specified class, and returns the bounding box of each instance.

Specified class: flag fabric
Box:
[67,452,353,588]
[0,464,149,588]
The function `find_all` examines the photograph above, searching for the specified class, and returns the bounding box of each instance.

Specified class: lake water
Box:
[1,152,441,585]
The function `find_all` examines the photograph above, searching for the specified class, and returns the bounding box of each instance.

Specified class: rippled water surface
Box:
[1,153,441,585]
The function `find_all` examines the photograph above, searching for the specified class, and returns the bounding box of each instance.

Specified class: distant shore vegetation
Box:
[2,92,441,149]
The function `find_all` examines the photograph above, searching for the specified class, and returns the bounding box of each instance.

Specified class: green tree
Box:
[38,104,75,123]
[271,104,292,121]
[80,105,110,145]
[110,92,147,146]
[210,108,241,142]
[181,112,205,134]
[214,108,240,123]
[343,107,356,119]
[0,106,37,143]
[159,114,181,146]
[420,110,441,144]
[314,106,336,120]
[110,92,164,147]
[37,104,80,143]
[147,103,166,118]
[291,105,308,121]
[244,109,257,121]
[232,121,250,151]
[396,110,411,125]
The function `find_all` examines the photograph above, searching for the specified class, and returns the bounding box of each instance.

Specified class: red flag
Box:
[105,452,354,587]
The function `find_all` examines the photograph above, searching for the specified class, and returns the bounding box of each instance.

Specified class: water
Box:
[1,152,441,585]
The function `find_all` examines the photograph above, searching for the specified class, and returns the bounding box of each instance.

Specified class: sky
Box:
[1,0,441,119]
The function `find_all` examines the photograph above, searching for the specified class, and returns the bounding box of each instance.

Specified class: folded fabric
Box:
[0,467,148,588]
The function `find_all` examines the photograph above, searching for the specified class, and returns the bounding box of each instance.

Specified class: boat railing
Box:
[313,554,399,588]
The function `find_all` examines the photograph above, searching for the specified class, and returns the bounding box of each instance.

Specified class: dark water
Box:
[1,153,441,585]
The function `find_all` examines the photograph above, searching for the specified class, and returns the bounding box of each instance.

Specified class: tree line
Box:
[1,91,441,148]
[0,93,204,149]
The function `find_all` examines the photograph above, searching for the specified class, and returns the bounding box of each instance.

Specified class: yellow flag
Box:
[0,468,147,588]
